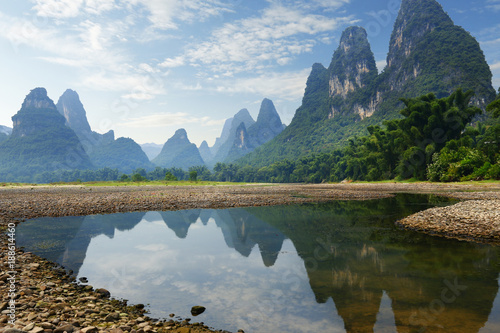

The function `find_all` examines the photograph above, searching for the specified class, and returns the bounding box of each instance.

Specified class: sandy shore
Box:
[1,182,499,333]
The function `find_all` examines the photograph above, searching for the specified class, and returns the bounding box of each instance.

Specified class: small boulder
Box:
[80,327,98,333]
[53,324,75,333]
[190,306,206,316]
[95,288,111,298]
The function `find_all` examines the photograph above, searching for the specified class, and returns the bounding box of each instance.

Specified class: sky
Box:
[0,0,499,147]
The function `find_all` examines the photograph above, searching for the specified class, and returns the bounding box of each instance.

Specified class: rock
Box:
[53,324,75,333]
[190,306,206,316]
[39,323,55,330]
[108,328,123,333]
[95,288,110,298]
[3,329,24,333]
[29,327,45,333]
[80,327,98,333]
[176,328,190,333]
[23,323,35,331]
[104,313,120,322]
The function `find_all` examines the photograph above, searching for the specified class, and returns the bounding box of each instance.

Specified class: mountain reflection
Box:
[16,194,500,333]
[247,195,500,332]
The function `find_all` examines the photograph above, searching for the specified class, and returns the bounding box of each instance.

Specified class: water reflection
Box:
[16,194,500,333]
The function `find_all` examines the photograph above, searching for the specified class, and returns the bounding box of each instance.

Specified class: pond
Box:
[16,194,500,333]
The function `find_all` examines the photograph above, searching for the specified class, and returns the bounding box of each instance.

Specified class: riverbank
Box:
[1,182,499,333]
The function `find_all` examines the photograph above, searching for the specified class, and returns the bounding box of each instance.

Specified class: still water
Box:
[16,194,500,333]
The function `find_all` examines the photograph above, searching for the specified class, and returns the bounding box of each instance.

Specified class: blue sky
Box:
[0,0,499,146]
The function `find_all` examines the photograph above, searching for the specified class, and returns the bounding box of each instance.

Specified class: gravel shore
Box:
[1,182,499,333]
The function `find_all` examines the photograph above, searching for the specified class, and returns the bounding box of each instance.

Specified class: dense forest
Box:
[29,89,499,184]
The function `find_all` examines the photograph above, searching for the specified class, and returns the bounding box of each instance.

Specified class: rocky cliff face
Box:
[328,26,378,120]
[240,0,496,167]
[56,89,92,135]
[153,129,205,169]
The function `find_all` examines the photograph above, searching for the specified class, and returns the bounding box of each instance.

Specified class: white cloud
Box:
[33,0,118,17]
[33,0,84,18]
[183,5,354,73]
[487,0,500,11]
[118,113,225,128]
[376,59,387,72]
[159,56,185,68]
[491,62,500,70]
[214,69,310,101]
[122,0,234,30]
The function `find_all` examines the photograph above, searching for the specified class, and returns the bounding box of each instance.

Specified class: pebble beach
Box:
[1,182,499,333]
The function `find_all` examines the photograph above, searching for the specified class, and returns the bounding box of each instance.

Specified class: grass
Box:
[75,180,245,187]
[342,179,500,185]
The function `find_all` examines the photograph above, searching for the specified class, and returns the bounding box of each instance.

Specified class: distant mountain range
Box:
[0,87,285,181]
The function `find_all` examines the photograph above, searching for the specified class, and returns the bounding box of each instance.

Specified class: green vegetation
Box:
[88,137,152,174]
[0,114,93,182]
[208,89,499,183]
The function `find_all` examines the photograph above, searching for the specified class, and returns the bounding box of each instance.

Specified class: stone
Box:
[104,313,120,322]
[53,324,74,333]
[40,323,55,330]
[0,302,9,311]
[190,306,206,316]
[95,288,111,298]
[23,323,35,331]
[108,328,123,333]
[3,329,24,333]
[29,328,45,333]
[80,327,98,333]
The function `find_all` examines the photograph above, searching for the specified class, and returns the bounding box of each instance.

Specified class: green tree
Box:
[120,174,130,182]
[486,88,500,118]
[189,170,198,182]
[164,171,177,181]
[131,173,146,182]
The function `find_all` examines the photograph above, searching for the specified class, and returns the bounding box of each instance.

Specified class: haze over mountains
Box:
[0,0,496,182]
